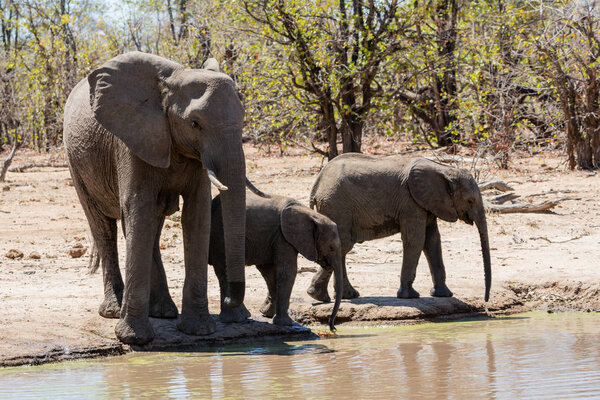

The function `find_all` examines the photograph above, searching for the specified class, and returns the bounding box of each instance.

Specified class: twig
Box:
[531,235,584,243]
[8,162,68,172]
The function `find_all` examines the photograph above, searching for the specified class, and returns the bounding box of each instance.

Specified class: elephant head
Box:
[407,158,491,301]
[281,203,343,330]
[87,51,247,307]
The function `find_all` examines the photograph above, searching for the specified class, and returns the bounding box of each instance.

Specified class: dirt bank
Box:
[1,144,599,367]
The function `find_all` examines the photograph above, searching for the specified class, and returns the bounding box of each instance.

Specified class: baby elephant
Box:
[209,193,343,330]
[309,153,491,303]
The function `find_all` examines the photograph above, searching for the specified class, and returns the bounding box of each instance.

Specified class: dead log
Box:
[8,162,68,172]
[478,180,514,192]
[0,143,17,182]
[485,192,520,204]
[485,199,561,214]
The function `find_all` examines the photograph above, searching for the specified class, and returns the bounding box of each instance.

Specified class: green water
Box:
[1,312,600,399]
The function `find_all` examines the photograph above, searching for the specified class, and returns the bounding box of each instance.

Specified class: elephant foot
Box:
[177,314,216,336]
[149,296,178,319]
[397,286,420,299]
[307,285,331,303]
[273,314,295,326]
[219,303,251,323]
[115,316,154,345]
[98,297,121,319]
[260,298,276,318]
[430,285,453,298]
[341,285,360,300]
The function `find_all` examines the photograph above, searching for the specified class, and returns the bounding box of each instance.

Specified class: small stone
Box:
[23,270,35,275]
[5,249,24,259]
[68,243,87,258]
[28,252,41,260]
[2,185,9,192]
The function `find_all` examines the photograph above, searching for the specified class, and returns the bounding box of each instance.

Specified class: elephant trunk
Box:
[208,148,246,308]
[328,254,343,331]
[475,211,492,302]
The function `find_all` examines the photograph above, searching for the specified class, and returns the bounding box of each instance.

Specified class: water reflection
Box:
[1,313,600,399]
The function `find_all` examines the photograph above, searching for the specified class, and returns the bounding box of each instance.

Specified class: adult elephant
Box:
[308,153,491,303]
[64,51,260,345]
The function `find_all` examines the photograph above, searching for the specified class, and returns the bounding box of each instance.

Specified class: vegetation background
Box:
[1,0,599,171]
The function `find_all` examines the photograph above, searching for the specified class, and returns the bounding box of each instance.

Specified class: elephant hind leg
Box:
[86,206,122,318]
[308,253,359,301]
[256,263,276,318]
[149,216,179,319]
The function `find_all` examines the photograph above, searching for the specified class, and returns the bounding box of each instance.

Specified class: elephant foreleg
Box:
[115,197,158,345]
[149,216,179,318]
[397,218,427,299]
[273,244,297,326]
[256,263,276,318]
[177,174,216,336]
[423,217,453,297]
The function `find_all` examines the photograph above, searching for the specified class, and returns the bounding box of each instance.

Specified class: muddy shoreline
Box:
[2,281,598,368]
[1,146,599,368]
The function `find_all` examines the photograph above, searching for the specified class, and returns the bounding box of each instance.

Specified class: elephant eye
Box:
[191,120,201,130]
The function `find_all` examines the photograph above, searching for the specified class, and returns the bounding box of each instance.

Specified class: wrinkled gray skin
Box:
[209,194,343,331]
[308,153,491,303]
[63,52,249,345]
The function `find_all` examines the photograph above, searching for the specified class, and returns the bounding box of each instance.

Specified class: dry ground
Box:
[1,142,599,366]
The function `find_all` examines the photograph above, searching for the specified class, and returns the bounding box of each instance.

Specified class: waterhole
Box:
[1,312,599,399]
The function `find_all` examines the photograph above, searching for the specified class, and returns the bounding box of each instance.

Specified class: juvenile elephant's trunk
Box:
[328,255,343,331]
[475,212,492,302]
[208,149,246,308]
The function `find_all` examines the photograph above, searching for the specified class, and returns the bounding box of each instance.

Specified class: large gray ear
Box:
[407,158,458,222]
[88,51,183,168]
[280,203,318,262]
[202,58,220,72]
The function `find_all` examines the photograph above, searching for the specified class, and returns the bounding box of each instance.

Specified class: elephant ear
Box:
[88,51,183,168]
[280,203,318,262]
[202,58,220,72]
[407,158,458,222]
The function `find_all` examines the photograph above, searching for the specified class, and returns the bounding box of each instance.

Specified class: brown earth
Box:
[1,142,599,367]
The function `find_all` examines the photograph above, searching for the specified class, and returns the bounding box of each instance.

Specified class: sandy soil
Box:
[1,143,599,366]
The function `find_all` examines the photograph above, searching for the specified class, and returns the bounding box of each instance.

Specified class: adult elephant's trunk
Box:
[328,254,343,331]
[207,148,246,308]
[475,211,492,302]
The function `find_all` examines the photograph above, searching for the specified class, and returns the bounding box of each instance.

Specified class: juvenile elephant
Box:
[209,194,343,331]
[308,153,491,303]
[64,52,262,345]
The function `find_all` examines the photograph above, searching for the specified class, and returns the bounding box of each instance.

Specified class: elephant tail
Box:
[309,177,320,210]
[88,240,100,274]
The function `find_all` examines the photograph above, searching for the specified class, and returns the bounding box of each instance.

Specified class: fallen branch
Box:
[0,143,18,182]
[8,162,68,172]
[478,180,514,192]
[485,192,520,204]
[485,199,560,213]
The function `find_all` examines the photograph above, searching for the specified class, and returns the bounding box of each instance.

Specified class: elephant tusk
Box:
[246,178,270,198]
[207,169,228,191]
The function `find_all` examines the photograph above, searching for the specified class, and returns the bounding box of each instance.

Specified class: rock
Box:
[5,249,24,259]
[28,252,41,260]
[2,185,9,192]
[68,243,87,258]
